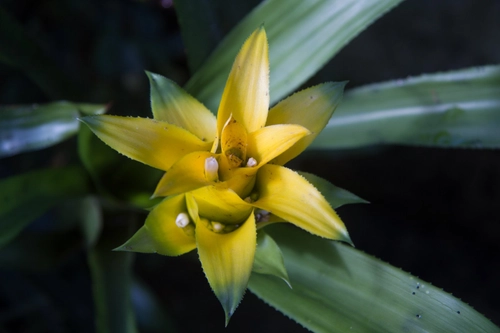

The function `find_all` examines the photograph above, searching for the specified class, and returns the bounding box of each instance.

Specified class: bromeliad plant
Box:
[82,27,350,321]
[2,1,500,332]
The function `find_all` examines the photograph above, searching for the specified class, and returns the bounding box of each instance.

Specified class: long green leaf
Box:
[0,196,101,271]
[184,0,404,112]
[0,167,90,248]
[313,66,500,149]
[249,225,499,333]
[174,0,262,73]
[0,101,106,158]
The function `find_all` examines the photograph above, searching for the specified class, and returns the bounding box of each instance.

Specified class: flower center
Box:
[205,220,241,234]
[246,157,257,167]
[221,116,248,169]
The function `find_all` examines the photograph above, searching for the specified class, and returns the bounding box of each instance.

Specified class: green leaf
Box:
[0,101,106,158]
[298,171,368,209]
[173,0,262,73]
[184,0,404,112]
[0,196,101,271]
[147,72,216,142]
[313,65,500,149]
[88,223,138,333]
[0,167,90,248]
[249,225,500,333]
[0,7,83,99]
[252,230,290,288]
[79,197,103,247]
[65,196,102,247]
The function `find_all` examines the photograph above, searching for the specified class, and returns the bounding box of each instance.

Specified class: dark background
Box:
[1,0,499,332]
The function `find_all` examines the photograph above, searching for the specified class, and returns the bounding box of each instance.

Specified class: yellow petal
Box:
[80,115,211,171]
[220,167,257,198]
[185,192,200,224]
[217,27,269,137]
[148,72,216,142]
[196,212,256,324]
[190,186,253,224]
[153,151,218,198]
[144,194,196,256]
[246,124,310,166]
[266,82,346,165]
[252,164,351,243]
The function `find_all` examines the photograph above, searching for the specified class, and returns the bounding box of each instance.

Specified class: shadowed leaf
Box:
[249,225,500,333]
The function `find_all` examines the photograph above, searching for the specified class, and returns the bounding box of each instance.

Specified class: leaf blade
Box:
[252,230,290,288]
[174,0,262,73]
[0,167,90,248]
[313,65,500,149]
[249,225,500,333]
[185,0,404,111]
[0,102,106,158]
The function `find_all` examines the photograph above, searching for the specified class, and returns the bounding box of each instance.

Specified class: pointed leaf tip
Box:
[341,231,354,247]
[253,231,291,288]
[217,27,269,136]
[148,71,216,141]
[224,311,232,327]
[253,164,349,241]
[196,213,256,323]
[112,226,157,253]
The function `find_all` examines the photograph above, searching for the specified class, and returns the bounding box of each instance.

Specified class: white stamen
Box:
[204,157,219,181]
[175,213,190,228]
[246,157,257,167]
[212,222,224,232]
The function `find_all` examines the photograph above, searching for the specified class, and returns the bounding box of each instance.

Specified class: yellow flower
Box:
[81,27,350,323]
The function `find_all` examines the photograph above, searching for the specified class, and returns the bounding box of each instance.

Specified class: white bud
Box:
[212,222,224,232]
[205,157,219,181]
[175,213,190,228]
[246,157,257,167]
